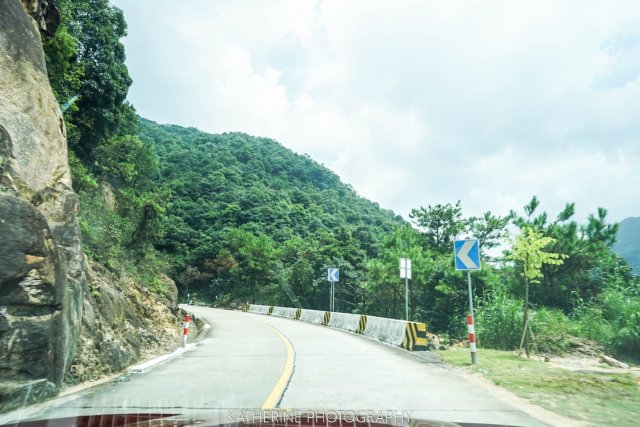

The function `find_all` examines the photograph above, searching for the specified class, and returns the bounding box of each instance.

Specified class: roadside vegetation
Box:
[42,0,640,362]
[439,349,640,427]
[43,0,170,294]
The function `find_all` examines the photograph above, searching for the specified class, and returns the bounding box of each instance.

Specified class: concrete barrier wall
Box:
[248,304,271,315]
[272,306,297,319]
[245,304,430,351]
[299,309,327,325]
[328,312,362,332]
[404,322,429,351]
[363,315,407,347]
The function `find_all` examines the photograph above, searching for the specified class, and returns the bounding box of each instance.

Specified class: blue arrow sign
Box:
[328,268,339,282]
[454,239,481,271]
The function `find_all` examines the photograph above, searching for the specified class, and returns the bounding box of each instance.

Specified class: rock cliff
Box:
[0,0,181,412]
[0,0,85,401]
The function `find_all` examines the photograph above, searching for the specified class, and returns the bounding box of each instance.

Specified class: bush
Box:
[69,150,98,192]
[128,250,170,296]
[530,307,572,354]
[570,304,614,344]
[601,286,640,358]
[476,277,640,359]
[566,284,640,359]
[477,286,577,354]
[476,285,523,350]
[78,188,171,298]
[78,191,133,266]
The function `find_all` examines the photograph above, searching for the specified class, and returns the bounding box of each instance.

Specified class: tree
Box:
[470,211,510,255]
[365,225,430,320]
[506,226,567,357]
[43,0,133,157]
[511,196,621,310]
[409,201,470,254]
[93,135,158,188]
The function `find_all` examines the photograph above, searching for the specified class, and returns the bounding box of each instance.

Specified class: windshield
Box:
[0,1,638,427]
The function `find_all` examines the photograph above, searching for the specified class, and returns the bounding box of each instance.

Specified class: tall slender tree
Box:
[507,226,567,357]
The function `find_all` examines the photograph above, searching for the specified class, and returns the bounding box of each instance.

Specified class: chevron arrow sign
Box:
[454,239,481,271]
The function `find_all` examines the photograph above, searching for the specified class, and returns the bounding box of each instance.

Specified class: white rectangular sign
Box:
[400,258,412,279]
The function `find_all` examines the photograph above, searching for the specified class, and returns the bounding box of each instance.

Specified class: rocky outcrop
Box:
[98,181,118,211]
[0,0,85,406]
[20,0,61,37]
[0,1,181,412]
[67,261,180,384]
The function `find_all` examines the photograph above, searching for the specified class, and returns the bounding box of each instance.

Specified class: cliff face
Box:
[67,261,180,385]
[0,0,86,399]
[0,1,181,411]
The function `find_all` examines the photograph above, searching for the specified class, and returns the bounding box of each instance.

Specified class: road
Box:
[1,307,555,426]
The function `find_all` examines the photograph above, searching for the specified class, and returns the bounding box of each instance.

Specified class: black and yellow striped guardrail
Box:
[402,321,428,351]
[268,306,274,315]
[322,311,331,325]
[294,308,301,320]
[356,315,367,334]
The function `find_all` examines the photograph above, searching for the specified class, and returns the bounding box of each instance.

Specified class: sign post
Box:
[454,239,481,365]
[399,258,412,320]
[327,268,339,312]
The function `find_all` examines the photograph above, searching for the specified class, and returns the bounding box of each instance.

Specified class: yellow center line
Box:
[257,320,295,410]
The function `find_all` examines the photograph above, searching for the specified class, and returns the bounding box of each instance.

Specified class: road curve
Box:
[252,311,550,427]
[0,307,552,426]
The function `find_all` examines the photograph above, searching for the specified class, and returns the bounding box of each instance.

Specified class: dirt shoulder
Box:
[438,348,640,427]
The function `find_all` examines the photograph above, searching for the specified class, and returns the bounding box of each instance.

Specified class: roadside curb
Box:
[128,321,211,374]
[0,311,210,424]
[127,343,196,374]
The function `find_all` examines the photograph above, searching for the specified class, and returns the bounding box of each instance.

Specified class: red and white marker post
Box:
[182,313,190,348]
[467,313,477,365]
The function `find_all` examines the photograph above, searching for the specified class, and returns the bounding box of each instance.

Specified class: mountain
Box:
[139,118,405,307]
[614,217,640,272]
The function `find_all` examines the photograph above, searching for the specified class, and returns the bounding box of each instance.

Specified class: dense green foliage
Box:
[44,0,134,156]
[614,217,640,272]
[139,120,403,308]
[41,1,639,359]
[361,197,638,358]
[43,0,169,292]
[470,198,639,358]
[362,203,510,336]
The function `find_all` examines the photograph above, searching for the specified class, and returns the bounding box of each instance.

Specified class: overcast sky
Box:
[113,0,640,224]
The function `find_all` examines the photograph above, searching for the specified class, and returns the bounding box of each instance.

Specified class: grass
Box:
[438,348,640,427]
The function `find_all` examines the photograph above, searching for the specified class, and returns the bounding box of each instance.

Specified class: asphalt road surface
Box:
[0,306,554,426]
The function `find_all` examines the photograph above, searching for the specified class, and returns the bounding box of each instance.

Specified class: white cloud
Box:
[469,145,640,220]
[114,0,640,223]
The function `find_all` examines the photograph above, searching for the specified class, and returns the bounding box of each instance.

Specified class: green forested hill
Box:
[39,0,639,357]
[139,119,404,308]
[614,217,640,272]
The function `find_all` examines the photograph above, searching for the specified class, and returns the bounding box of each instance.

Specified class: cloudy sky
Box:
[113,0,640,223]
